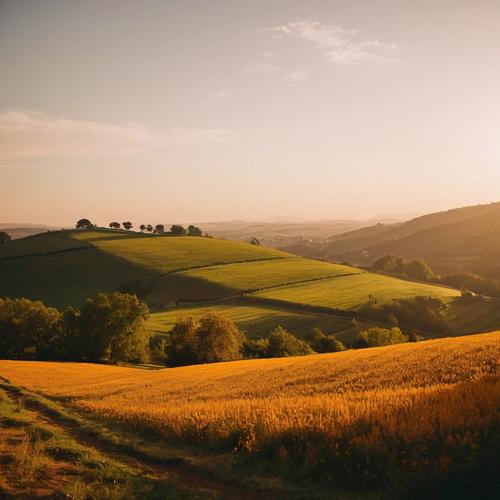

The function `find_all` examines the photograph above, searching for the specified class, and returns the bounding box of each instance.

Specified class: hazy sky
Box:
[1,0,499,226]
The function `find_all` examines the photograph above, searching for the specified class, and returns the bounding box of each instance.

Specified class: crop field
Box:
[0,232,90,259]
[0,248,157,310]
[1,229,468,339]
[0,332,498,496]
[252,272,460,311]
[147,301,356,339]
[447,297,500,334]
[175,257,362,293]
[72,231,289,273]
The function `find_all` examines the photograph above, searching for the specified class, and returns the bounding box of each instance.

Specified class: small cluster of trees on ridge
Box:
[76,218,203,236]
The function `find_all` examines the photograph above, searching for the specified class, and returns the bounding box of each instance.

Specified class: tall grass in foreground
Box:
[1,332,499,497]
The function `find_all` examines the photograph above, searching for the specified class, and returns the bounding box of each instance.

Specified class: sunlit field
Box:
[1,332,498,495]
[252,272,460,310]
[72,231,289,273]
[147,301,356,339]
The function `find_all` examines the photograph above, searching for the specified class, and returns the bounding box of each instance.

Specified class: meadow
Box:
[0,332,498,496]
[147,301,357,340]
[251,272,460,311]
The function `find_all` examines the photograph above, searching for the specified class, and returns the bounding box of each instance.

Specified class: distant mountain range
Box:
[281,202,500,280]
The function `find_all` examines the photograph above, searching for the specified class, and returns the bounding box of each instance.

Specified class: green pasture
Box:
[147,300,357,340]
[251,272,460,311]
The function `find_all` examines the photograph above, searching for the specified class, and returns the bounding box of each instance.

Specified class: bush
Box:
[305,328,346,353]
[242,338,269,358]
[266,327,313,357]
[354,327,407,348]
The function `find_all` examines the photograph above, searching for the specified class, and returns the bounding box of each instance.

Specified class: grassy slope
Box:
[147,301,356,340]
[252,272,459,311]
[1,228,469,339]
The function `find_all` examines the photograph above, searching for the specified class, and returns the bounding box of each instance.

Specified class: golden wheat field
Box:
[1,333,499,494]
[0,332,497,444]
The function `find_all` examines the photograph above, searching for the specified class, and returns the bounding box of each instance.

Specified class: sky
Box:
[1,0,499,226]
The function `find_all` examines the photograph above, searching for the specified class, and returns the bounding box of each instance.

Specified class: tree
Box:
[76,292,149,362]
[266,327,313,357]
[155,224,165,234]
[0,298,62,360]
[122,221,133,231]
[139,224,146,232]
[171,224,186,236]
[109,222,120,229]
[373,255,405,274]
[167,316,200,366]
[146,224,153,232]
[250,237,260,246]
[196,313,244,363]
[405,259,434,282]
[354,327,407,349]
[167,313,244,366]
[76,218,92,229]
[242,338,269,358]
[0,231,11,243]
[187,225,202,236]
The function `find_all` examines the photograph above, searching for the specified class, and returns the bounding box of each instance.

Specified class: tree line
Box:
[372,253,500,298]
[0,294,418,366]
[76,218,203,236]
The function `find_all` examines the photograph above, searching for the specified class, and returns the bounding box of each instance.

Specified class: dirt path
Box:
[2,383,281,499]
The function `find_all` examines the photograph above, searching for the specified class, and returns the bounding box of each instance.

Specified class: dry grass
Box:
[1,332,499,495]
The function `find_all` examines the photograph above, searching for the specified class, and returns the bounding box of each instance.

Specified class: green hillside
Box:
[0,228,469,339]
[284,202,500,280]
[251,273,459,311]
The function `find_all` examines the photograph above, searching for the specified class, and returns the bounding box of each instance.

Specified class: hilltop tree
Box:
[0,231,11,243]
[109,222,120,229]
[250,237,260,246]
[76,218,92,229]
[122,221,133,231]
[139,224,146,232]
[146,224,153,232]
[155,224,165,234]
[187,225,202,236]
[171,224,187,236]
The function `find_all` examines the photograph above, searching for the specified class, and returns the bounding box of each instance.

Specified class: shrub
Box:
[242,338,270,358]
[354,327,407,348]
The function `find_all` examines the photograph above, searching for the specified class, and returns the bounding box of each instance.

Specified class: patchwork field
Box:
[0,228,468,338]
[147,301,357,340]
[251,272,460,311]
[1,332,498,496]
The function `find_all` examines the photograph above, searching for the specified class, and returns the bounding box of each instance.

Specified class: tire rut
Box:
[1,383,279,500]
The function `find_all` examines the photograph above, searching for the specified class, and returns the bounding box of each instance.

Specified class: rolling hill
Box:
[0,228,476,340]
[283,201,500,279]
